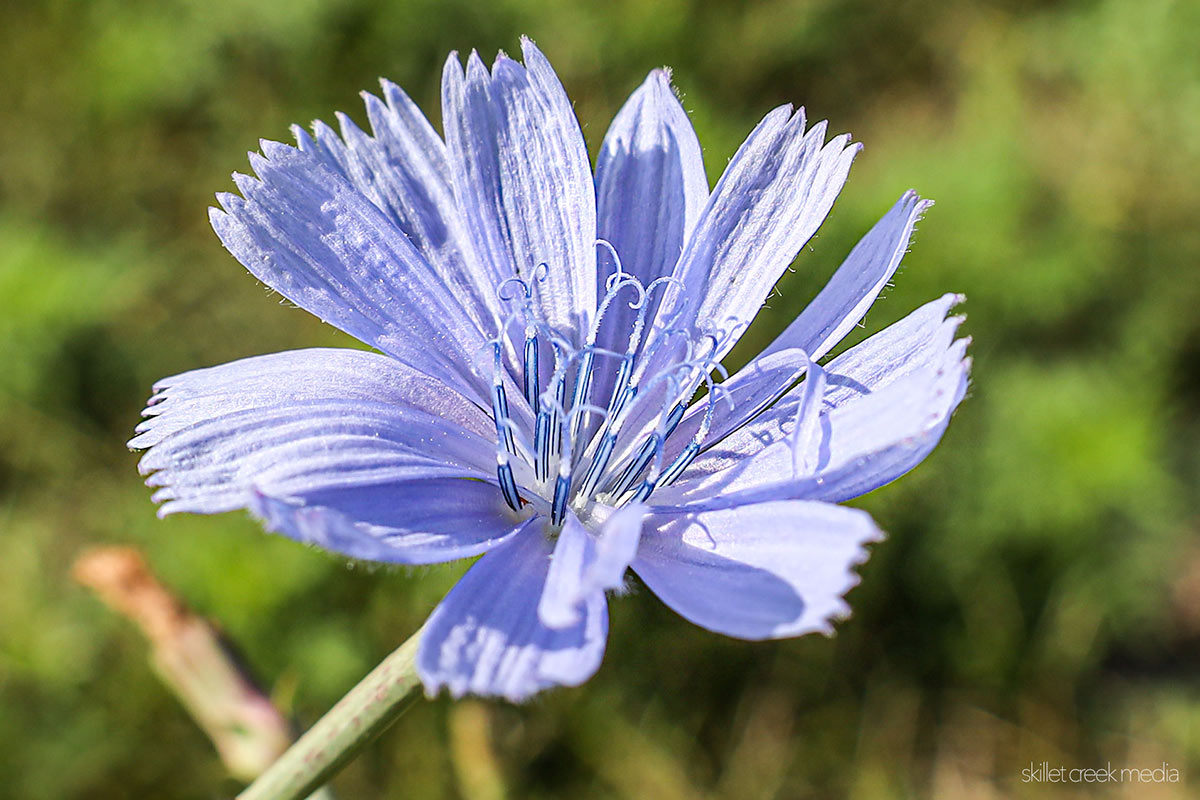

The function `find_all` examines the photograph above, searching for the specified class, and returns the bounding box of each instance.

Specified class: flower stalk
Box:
[237,624,426,800]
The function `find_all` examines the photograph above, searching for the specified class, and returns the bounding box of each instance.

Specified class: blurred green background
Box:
[2,0,1198,797]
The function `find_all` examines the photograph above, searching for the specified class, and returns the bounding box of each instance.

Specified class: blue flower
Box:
[131,38,969,702]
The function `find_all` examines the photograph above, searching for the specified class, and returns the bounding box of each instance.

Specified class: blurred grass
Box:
[1,0,1198,797]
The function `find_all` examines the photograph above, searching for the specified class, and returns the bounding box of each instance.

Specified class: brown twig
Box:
[73,546,295,783]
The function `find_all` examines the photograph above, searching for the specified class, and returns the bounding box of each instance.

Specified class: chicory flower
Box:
[131,38,969,702]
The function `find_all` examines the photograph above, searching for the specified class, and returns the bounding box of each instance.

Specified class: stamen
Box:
[576,427,617,500]
[535,340,571,482]
[550,400,604,525]
[498,270,546,417]
[496,451,522,511]
[482,256,746,515]
[570,275,644,445]
[662,401,686,439]
[602,278,675,420]
[660,380,733,487]
[596,238,626,288]
[627,478,656,504]
[656,441,699,487]
[622,401,689,504]
[607,433,660,500]
[534,406,552,482]
[604,370,685,500]
[489,343,516,456]
[548,373,566,458]
[592,329,688,442]
[573,279,680,477]
[572,357,645,500]
[523,324,540,414]
[489,340,523,513]
[568,347,595,445]
[599,342,731,503]
[585,355,690,492]
[606,357,636,418]
[550,470,571,525]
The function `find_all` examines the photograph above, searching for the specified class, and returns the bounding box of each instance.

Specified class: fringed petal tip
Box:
[659,99,861,367]
[518,35,544,61]
[127,349,507,547]
[821,505,885,617]
[799,514,885,639]
[633,501,882,642]
[648,66,674,87]
[898,188,934,211]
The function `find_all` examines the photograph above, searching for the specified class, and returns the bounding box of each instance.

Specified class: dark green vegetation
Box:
[2,0,1198,797]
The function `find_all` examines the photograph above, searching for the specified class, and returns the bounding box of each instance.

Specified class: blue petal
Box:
[632,500,881,639]
[537,513,596,629]
[789,353,827,476]
[659,296,969,508]
[418,519,609,701]
[131,348,507,518]
[585,70,708,444]
[133,348,493,446]
[583,504,647,598]
[612,108,857,453]
[537,504,646,629]
[593,68,707,355]
[290,81,504,342]
[819,292,966,408]
[647,105,859,364]
[760,191,933,362]
[667,192,934,457]
[250,479,524,564]
[138,402,499,517]
[209,141,496,405]
[442,39,596,343]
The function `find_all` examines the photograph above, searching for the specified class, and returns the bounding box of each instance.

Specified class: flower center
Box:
[486,247,732,526]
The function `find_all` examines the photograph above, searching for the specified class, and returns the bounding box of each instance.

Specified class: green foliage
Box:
[1,0,1197,796]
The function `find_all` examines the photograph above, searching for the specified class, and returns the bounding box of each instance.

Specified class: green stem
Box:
[238,623,427,800]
